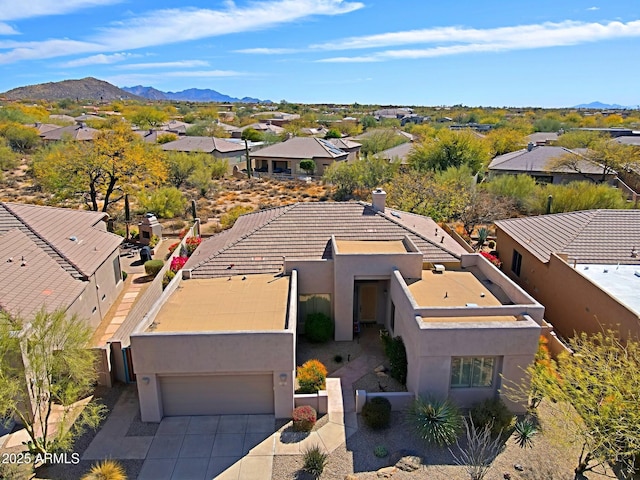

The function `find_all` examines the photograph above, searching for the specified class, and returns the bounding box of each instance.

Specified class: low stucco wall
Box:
[355,391,414,413]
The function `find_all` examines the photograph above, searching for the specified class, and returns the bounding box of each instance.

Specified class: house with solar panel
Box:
[129,190,547,422]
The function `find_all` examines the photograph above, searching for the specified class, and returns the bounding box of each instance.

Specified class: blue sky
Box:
[0,0,639,107]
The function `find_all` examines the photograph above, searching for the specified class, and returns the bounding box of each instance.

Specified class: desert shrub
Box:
[220,205,253,229]
[469,397,514,437]
[162,270,175,289]
[81,459,127,480]
[144,259,164,277]
[297,359,327,394]
[406,396,463,446]
[305,312,334,343]
[122,271,128,282]
[362,396,392,430]
[300,159,316,174]
[292,405,317,432]
[0,461,30,480]
[450,418,504,480]
[302,445,328,478]
[137,187,186,219]
[374,445,389,457]
[514,416,538,448]
[157,132,178,144]
[149,234,160,248]
[380,330,407,384]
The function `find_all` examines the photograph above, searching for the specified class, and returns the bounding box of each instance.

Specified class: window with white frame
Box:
[450,357,495,388]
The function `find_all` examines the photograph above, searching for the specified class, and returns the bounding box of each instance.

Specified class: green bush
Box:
[380,330,407,384]
[144,259,164,277]
[162,270,176,289]
[374,445,389,458]
[405,396,463,446]
[305,312,334,343]
[220,205,253,229]
[469,397,514,437]
[302,445,328,478]
[362,396,392,430]
[292,405,317,432]
[137,187,186,219]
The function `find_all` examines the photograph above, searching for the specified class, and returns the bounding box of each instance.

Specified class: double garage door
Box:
[160,374,274,416]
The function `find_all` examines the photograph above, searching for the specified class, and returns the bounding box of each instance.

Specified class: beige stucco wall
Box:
[389,263,541,413]
[67,249,124,329]
[496,228,640,341]
[131,330,295,421]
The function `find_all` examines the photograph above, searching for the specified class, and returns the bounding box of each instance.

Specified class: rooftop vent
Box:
[434,264,446,273]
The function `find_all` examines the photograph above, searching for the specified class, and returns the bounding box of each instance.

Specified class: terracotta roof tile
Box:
[495,209,640,264]
[186,202,464,278]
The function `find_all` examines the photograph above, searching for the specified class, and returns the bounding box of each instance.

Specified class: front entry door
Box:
[358,283,377,323]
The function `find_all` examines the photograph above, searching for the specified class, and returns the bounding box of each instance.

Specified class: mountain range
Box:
[572,101,635,109]
[1,77,141,101]
[121,85,270,103]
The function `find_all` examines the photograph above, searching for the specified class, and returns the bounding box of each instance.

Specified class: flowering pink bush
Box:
[480,251,502,269]
[292,405,317,432]
[170,256,188,272]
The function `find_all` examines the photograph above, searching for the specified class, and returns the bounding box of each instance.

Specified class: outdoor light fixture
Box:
[142,376,150,385]
[279,373,287,386]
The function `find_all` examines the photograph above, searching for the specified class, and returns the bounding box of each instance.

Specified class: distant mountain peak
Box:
[573,101,631,109]
[1,77,141,101]
[121,85,269,103]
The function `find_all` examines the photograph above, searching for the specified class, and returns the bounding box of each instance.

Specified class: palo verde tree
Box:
[0,309,106,456]
[512,330,640,478]
[33,122,167,212]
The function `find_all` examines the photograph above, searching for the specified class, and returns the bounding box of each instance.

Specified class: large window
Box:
[450,357,495,388]
[511,250,522,277]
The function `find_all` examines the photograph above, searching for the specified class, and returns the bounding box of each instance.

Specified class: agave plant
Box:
[302,445,328,478]
[81,459,127,480]
[513,417,538,448]
[406,396,463,446]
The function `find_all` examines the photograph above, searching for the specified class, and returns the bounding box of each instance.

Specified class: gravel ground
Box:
[272,404,621,480]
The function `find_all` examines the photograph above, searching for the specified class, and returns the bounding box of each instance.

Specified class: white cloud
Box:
[62,52,135,67]
[0,23,18,35]
[234,47,300,54]
[587,6,600,11]
[116,60,210,70]
[0,0,123,21]
[316,20,640,62]
[0,0,363,64]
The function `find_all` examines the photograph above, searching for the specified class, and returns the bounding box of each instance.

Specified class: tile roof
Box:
[488,146,608,175]
[40,124,98,141]
[615,136,640,146]
[377,142,414,163]
[0,202,122,278]
[526,132,559,144]
[249,137,348,160]
[495,210,640,264]
[185,202,465,278]
[0,229,85,319]
[328,138,362,150]
[161,136,245,154]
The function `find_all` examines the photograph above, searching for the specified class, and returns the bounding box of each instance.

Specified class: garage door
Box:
[160,374,274,416]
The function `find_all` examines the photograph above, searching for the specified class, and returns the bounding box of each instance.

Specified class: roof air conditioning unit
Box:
[434,264,446,273]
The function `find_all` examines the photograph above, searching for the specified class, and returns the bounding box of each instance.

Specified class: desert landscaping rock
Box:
[394,455,421,472]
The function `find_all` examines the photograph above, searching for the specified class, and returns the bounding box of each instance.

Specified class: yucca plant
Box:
[302,445,328,478]
[405,396,463,446]
[513,417,538,449]
[81,459,127,480]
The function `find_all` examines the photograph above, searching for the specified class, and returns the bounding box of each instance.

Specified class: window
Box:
[511,250,522,277]
[113,256,122,285]
[450,357,495,388]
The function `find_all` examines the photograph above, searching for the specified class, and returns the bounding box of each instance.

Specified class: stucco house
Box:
[495,210,640,343]
[130,192,545,422]
[488,145,615,184]
[0,202,124,326]
[250,137,349,176]
[40,123,99,142]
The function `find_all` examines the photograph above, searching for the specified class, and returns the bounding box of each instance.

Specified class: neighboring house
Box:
[0,202,124,328]
[526,132,559,146]
[300,126,329,137]
[161,120,190,135]
[230,122,285,139]
[133,129,163,143]
[161,136,246,160]
[495,210,640,343]
[615,135,640,146]
[250,137,348,175]
[29,123,64,135]
[488,145,615,184]
[328,138,362,161]
[130,192,545,421]
[40,123,99,141]
[377,142,414,164]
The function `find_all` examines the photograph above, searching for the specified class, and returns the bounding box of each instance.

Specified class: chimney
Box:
[527,142,535,152]
[372,188,386,212]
